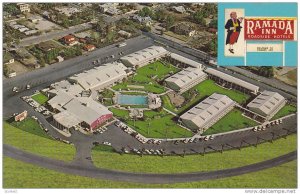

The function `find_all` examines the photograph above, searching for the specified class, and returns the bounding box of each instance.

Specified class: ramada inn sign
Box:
[244,17,297,40]
[243,17,297,66]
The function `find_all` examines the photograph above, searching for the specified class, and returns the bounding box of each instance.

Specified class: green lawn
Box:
[4,121,75,161]
[163,79,251,114]
[109,108,192,138]
[31,92,49,105]
[109,108,130,118]
[91,134,296,174]
[10,118,51,139]
[202,108,258,135]
[272,105,297,120]
[128,110,193,138]
[136,61,179,80]
[112,61,178,94]
[100,89,115,98]
[161,94,178,113]
[3,157,296,188]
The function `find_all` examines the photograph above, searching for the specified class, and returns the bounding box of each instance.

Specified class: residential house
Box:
[42,11,50,19]
[132,15,152,26]
[8,71,17,78]
[17,3,30,13]
[83,44,96,52]
[172,23,196,37]
[37,42,56,52]
[172,6,186,14]
[24,30,38,36]
[57,56,64,62]
[18,27,30,33]
[62,35,78,46]
[3,11,11,19]
[118,30,132,38]
[99,3,119,13]
[4,53,14,65]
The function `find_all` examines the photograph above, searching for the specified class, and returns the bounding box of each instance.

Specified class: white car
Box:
[103,142,111,146]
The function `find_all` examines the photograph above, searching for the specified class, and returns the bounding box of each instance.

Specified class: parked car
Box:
[103,141,111,146]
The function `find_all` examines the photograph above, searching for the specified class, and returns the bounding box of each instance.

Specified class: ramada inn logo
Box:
[245,18,296,40]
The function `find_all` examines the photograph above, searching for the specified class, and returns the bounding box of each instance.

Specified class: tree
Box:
[154,9,166,22]
[193,11,206,26]
[40,57,46,67]
[209,19,217,28]
[138,7,153,17]
[257,67,274,78]
[4,3,21,15]
[165,15,175,31]
[3,64,10,77]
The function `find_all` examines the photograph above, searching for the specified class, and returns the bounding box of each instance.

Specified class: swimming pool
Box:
[117,94,148,105]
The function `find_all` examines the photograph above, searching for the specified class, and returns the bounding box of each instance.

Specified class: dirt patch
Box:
[167,91,185,107]
[6,60,30,75]
[274,67,297,87]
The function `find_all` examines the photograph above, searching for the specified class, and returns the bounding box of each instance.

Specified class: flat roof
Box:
[205,68,259,92]
[53,111,81,128]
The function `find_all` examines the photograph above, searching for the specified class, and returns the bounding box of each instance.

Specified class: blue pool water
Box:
[117,94,148,105]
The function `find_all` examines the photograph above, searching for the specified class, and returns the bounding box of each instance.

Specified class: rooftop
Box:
[205,68,259,92]
[170,53,203,69]
[68,62,127,90]
[247,90,285,116]
[120,46,168,66]
[180,93,235,129]
[165,67,206,89]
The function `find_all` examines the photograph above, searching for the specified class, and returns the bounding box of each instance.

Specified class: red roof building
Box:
[62,35,78,46]
[83,44,96,52]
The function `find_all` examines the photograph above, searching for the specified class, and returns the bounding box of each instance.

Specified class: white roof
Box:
[68,62,127,90]
[165,67,206,89]
[50,90,112,126]
[48,90,73,110]
[247,90,285,116]
[180,93,235,129]
[120,46,169,66]
[205,68,259,92]
[62,97,111,125]
[50,80,83,97]
[170,53,203,68]
[53,111,81,128]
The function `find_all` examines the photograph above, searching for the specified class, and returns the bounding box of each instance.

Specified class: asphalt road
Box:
[17,23,92,47]
[4,144,296,184]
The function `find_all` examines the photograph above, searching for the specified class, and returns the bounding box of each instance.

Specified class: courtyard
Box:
[112,61,179,94]
[109,108,193,138]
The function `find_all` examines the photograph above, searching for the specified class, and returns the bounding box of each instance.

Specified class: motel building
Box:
[180,93,236,133]
[50,97,113,132]
[205,68,260,96]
